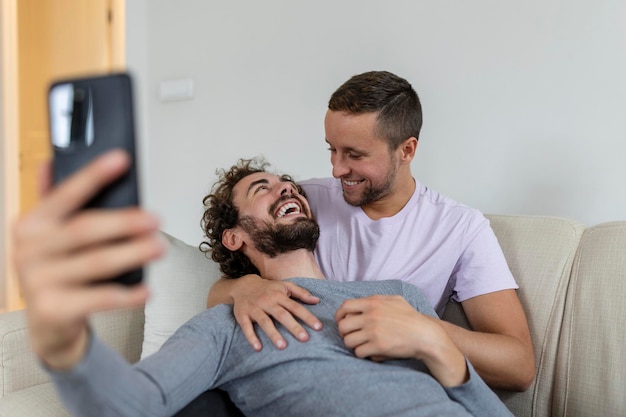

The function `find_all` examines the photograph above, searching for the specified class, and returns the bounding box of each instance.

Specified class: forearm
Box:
[49,335,168,417]
[49,322,218,417]
[207,277,237,307]
[440,320,535,391]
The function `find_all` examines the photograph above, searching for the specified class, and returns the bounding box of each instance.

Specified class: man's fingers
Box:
[45,209,160,256]
[284,282,320,305]
[56,234,164,285]
[229,279,323,350]
[335,298,367,323]
[35,150,130,221]
[235,315,263,352]
[31,284,150,327]
[254,313,287,350]
[267,302,310,342]
[336,311,365,338]
[23,234,165,290]
[278,298,324,337]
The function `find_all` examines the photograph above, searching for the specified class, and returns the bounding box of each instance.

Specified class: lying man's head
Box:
[201,157,319,278]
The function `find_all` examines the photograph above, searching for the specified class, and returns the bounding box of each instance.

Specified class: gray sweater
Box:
[49,278,513,417]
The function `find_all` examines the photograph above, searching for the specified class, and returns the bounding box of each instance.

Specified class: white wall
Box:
[127,0,626,246]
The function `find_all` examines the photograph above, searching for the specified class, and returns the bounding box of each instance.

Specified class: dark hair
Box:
[328,71,422,150]
[199,157,301,278]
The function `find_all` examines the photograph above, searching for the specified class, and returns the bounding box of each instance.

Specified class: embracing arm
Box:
[440,289,535,391]
[334,289,534,391]
[207,276,322,350]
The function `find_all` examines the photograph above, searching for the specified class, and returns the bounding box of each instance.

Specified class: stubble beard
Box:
[342,161,398,207]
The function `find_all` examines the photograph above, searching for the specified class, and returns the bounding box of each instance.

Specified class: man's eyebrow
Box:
[247,178,269,196]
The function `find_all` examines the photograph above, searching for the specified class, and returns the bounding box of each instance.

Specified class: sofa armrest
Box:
[0,309,47,398]
[0,306,145,399]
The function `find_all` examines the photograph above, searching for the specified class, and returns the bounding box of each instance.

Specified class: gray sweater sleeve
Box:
[48,310,230,417]
[50,335,180,417]
[445,361,514,417]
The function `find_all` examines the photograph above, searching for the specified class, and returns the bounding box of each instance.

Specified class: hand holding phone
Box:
[48,73,143,285]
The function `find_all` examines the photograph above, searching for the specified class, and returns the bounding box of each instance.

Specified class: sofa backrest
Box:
[552,221,626,416]
[443,214,586,417]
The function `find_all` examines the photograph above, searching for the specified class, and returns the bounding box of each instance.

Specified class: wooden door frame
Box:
[1,0,20,312]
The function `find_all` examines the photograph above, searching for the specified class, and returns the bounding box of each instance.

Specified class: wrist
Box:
[422,342,469,387]
[40,327,90,371]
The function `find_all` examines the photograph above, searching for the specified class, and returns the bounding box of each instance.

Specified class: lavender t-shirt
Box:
[300,178,517,315]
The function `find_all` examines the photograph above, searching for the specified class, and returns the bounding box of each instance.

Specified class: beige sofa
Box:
[1,214,625,416]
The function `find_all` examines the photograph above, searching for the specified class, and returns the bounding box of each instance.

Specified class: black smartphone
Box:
[48,72,142,286]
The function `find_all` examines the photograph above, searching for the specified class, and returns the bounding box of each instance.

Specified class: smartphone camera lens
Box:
[49,83,94,150]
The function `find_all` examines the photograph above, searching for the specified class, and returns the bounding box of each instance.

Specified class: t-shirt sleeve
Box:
[451,215,518,302]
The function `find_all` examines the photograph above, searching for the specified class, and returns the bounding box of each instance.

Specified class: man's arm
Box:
[207,276,322,350]
[14,150,163,370]
[335,294,468,387]
[335,291,514,416]
[335,290,534,392]
[441,289,535,391]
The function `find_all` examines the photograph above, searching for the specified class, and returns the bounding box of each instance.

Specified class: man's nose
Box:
[332,155,349,178]
[279,182,295,196]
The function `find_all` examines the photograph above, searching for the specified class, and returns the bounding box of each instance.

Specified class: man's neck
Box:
[252,249,325,281]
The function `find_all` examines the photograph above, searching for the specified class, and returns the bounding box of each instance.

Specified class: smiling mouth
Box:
[275,201,302,218]
[342,179,364,187]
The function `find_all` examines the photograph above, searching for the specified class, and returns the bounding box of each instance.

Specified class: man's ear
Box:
[399,137,418,163]
[222,228,244,251]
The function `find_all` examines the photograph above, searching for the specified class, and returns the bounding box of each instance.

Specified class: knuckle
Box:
[272,310,290,323]
[256,315,274,327]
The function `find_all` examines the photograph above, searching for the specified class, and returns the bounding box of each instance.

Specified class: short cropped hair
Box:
[328,70,422,150]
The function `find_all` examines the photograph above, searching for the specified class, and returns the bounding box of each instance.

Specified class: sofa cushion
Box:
[141,232,222,358]
[0,310,49,396]
[0,382,69,417]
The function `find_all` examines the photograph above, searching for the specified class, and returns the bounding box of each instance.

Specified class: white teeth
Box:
[343,180,361,186]
[276,202,301,218]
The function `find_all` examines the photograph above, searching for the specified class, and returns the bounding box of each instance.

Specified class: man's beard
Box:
[343,159,398,207]
[239,216,320,258]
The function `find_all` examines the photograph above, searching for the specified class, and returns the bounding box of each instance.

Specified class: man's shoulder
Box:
[288,277,411,298]
[183,305,236,332]
[416,181,475,213]
[289,278,438,317]
[413,181,487,228]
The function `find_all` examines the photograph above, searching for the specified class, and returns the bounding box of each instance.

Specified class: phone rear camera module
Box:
[49,83,95,150]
